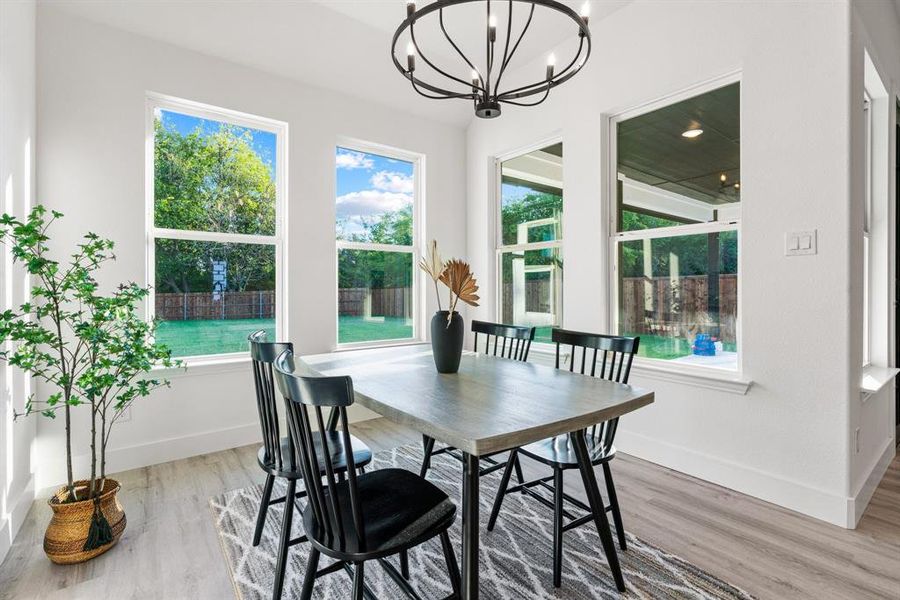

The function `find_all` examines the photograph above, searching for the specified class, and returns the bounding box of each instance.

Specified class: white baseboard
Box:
[616,429,853,528]
[849,437,895,526]
[35,406,383,494]
[0,475,35,567]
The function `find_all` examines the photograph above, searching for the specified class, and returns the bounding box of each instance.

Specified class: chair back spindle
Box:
[472,320,536,362]
[551,328,639,454]
[248,330,294,472]
[273,349,365,551]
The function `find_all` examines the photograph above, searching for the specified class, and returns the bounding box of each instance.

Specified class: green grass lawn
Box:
[156,318,275,357]
[338,315,413,344]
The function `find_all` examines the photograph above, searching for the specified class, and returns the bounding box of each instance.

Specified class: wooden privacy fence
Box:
[500,275,737,343]
[619,274,737,342]
[155,291,276,321]
[338,287,411,318]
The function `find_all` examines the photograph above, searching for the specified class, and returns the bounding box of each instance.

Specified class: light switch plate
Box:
[785,230,817,256]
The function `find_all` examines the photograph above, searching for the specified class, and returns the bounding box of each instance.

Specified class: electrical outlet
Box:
[855,427,860,453]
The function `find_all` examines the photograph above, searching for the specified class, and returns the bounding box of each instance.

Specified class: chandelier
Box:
[392,0,591,119]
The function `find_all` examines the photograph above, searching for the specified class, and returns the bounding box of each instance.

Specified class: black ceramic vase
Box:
[431,310,464,373]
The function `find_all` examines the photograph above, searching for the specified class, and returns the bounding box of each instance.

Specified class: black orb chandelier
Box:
[392,0,591,119]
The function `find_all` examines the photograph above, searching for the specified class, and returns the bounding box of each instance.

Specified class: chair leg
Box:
[253,474,275,547]
[439,530,461,598]
[272,479,296,600]
[513,453,525,485]
[400,549,410,580]
[420,435,436,478]
[602,462,627,551]
[487,449,518,532]
[358,465,366,475]
[552,468,564,588]
[299,548,320,600]
[352,562,365,600]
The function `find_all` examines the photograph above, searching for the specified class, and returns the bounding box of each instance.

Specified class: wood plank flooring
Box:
[0,418,897,599]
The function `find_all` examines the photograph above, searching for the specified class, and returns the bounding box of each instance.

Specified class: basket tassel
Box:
[83,499,113,551]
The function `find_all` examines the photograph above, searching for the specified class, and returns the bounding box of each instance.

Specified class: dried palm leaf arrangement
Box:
[418,240,480,327]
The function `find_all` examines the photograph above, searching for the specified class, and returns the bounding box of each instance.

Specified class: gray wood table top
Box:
[300,344,655,456]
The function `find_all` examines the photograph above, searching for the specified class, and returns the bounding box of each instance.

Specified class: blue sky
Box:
[158,109,276,177]
[335,147,413,241]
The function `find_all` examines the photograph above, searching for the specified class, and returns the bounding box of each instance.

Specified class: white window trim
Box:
[606,72,744,378]
[863,92,873,367]
[494,136,564,349]
[334,137,425,350]
[145,92,288,366]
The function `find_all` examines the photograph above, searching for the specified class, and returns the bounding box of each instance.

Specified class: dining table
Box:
[300,343,655,598]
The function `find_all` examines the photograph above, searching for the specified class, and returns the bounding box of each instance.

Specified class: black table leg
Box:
[461,452,480,600]
[571,431,626,592]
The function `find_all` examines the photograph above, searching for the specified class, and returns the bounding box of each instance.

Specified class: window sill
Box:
[334,340,428,352]
[527,345,752,395]
[861,365,899,400]
[629,359,752,395]
[151,352,249,378]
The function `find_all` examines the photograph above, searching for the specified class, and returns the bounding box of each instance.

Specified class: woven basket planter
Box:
[44,479,126,564]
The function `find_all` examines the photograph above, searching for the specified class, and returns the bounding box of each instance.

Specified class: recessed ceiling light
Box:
[682,128,703,138]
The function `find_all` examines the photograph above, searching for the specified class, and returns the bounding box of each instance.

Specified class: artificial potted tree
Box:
[0,206,180,564]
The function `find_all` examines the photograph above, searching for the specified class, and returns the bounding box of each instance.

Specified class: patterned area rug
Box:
[210,444,754,599]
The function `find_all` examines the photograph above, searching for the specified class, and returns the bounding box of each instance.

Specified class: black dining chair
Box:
[248,331,374,600]
[486,328,639,588]
[272,348,461,600]
[419,320,535,482]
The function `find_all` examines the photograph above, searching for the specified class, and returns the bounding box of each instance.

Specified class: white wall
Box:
[0,0,37,565]
[34,6,467,490]
[467,0,865,526]
[847,0,900,525]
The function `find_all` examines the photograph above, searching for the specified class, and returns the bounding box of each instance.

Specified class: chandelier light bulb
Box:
[581,1,590,24]
[546,53,556,80]
[488,14,497,42]
[406,41,416,72]
[471,69,480,84]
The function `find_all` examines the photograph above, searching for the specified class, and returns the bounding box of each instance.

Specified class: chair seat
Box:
[519,434,616,469]
[257,432,373,478]
[304,468,457,561]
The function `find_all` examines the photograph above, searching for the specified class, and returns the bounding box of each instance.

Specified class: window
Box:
[147,95,286,360]
[497,143,563,344]
[863,91,872,366]
[335,144,421,346]
[612,81,740,370]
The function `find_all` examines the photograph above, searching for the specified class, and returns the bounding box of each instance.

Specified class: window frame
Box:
[863,91,873,367]
[607,73,743,374]
[334,138,425,350]
[145,93,288,365]
[494,137,564,349]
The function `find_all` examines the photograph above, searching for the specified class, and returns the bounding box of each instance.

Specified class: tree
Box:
[153,119,276,294]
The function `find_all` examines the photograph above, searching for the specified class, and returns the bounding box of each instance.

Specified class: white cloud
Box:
[336,150,374,170]
[336,190,412,220]
[370,170,414,193]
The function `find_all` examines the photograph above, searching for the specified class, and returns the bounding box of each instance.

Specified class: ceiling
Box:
[618,82,740,206]
[43,0,632,127]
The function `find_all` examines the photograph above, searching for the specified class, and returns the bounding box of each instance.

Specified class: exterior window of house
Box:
[497,143,563,344]
[147,95,286,360]
[612,81,740,370]
[335,143,421,346]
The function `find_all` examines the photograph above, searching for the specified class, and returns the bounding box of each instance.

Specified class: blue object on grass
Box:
[692,334,717,356]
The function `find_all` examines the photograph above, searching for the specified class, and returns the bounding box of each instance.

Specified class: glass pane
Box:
[338,249,414,343]
[335,147,413,245]
[500,247,563,344]
[499,144,563,246]
[617,231,738,369]
[616,82,740,232]
[154,239,276,357]
[154,109,277,236]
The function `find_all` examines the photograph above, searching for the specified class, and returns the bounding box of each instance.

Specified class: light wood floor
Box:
[1,418,898,599]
